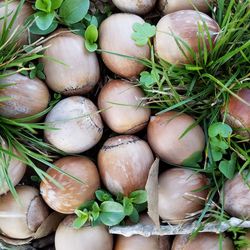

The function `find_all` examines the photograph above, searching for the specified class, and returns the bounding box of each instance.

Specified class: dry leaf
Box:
[145,158,160,227]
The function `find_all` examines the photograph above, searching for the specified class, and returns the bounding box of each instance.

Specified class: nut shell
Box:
[55,215,113,250]
[158,168,209,223]
[99,13,150,78]
[158,0,211,14]
[98,135,154,195]
[112,0,157,15]
[154,10,220,65]
[40,156,100,214]
[41,29,100,95]
[0,73,50,119]
[0,186,49,239]
[0,1,33,45]
[98,79,150,134]
[222,88,250,138]
[44,96,103,154]
[0,139,26,195]
[147,111,205,166]
[172,233,234,250]
[224,173,250,219]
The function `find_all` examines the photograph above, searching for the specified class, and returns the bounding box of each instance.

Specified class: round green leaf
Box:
[129,208,139,223]
[123,197,134,216]
[35,0,51,13]
[35,11,55,31]
[208,122,233,138]
[100,201,125,226]
[59,0,90,25]
[129,190,147,204]
[85,24,98,43]
[51,0,63,10]
[29,16,58,35]
[95,189,113,202]
[85,41,97,52]
[73,214,88,229]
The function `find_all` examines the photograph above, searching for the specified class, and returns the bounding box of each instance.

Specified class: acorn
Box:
[112,0,157,15]
[41,29,100,95]
[99,13,150,78]
[223,173,250,219]
[158,0,212,15]
[114,215,170,250]
[172,233,235,250]
[0,139,26,195]
[40,156,100,214]
[98,135,154,195]
[0,73,50,120]
[0,1,33,45]
[0,186,49,239]
[98,79,150,134]
[44,96,103,154]
[154,10,220,65]
[221,88,250,138]
[158,168,209,223]
[147,111,205,166]
[55,215,113,250]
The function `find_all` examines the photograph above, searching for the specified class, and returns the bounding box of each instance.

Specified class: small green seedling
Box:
[73,189,147,228]
[21,62,45,80]
[132,22,156,46]
[31,0,90,35]
[35,0,63,30]
[208,122,236,179]
[84,24,98,52]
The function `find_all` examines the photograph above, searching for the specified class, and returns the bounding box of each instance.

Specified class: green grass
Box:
[0,1,73,200]
[136,0,250,246]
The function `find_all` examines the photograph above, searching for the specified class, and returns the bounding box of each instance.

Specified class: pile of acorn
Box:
[0,0,249,250]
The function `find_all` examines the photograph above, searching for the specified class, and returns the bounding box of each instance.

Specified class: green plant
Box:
[128,0,250,242]
[21,62,45,79]
[73,189,147,228]
[0,1,79,200]
[207,122,237,179]
[132,22,156,46]
[84,24,98,52]
[30,0,89,34]
[29,0,110,38]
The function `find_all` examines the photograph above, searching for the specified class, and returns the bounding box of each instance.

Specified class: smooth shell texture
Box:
[115,235,170,250]
[41,30,100,95]
[98,135,154,195]
[154,10,220,65]
[158,0,211,14]
[115,214,170,250]
[44,96,103,154]
[158,168,208,223]
[172,233,235,250]
[222,89,250,138]
[99,13,150,78]
[55,215,113,250]
[0,73,50,119]
[112,0,157,15]
[98,80,150,134]
[0,1,33,45]
[40,156,100,214]
[0,186,49,239]
[224,173,250,219]
[0,139,26,195]
[147,111,205,166]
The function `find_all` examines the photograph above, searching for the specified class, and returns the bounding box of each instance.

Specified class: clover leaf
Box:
[208,122,233,138]
[132,22,156,46]
[219,153,237,179]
